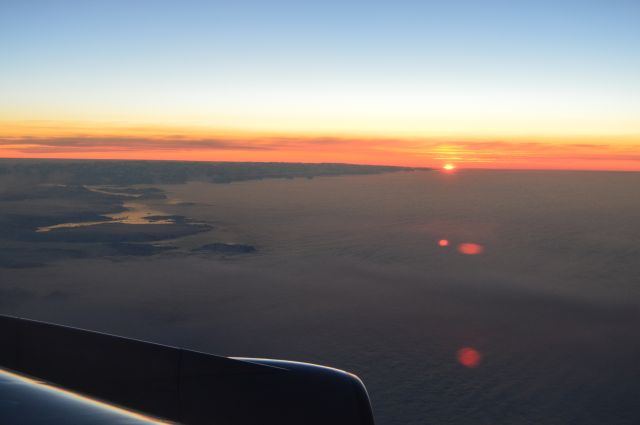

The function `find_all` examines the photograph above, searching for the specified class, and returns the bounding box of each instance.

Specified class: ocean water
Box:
[3,170,640,424]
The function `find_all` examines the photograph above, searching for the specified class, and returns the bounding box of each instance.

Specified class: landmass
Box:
[193,243,257,255]
[0,158,424,185]
[0,159,425,268]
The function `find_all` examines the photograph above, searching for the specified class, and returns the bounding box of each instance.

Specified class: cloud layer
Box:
[1,134,640,170]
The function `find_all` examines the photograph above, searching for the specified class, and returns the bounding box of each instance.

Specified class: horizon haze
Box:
[1,0,639,170]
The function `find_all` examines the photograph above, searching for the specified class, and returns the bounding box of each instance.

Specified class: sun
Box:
[443,163,456,171]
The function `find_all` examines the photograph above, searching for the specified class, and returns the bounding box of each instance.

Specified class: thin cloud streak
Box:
[1,135,639,170]
[0,136,271,153]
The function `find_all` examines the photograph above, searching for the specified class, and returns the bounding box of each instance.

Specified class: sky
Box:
[1,0,639,170]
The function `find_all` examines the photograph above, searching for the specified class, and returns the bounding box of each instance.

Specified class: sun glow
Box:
[1,124,639,170]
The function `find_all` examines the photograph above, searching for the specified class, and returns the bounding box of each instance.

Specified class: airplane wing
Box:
[0,315,375,425]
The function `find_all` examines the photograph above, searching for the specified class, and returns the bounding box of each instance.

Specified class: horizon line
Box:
[2,155,640,174]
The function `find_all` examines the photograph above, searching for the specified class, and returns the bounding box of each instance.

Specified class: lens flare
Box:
[457,243,484,255]
[438,239,450,247]
[457,347,482,368]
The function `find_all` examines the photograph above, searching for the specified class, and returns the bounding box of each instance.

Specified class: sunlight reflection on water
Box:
[36,202,175,232]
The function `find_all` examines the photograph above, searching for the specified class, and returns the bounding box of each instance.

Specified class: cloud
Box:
[1,134,639,169]
[415,140,640,164]
[0,136,272,153]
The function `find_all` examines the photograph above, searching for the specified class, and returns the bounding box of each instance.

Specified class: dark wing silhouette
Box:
[0,315,374,425]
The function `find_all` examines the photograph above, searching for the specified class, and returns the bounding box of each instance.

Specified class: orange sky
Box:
[3,1,639,171]
[1,122,639,171]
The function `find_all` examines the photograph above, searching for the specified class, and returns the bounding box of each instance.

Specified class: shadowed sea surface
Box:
[2,170,640,424]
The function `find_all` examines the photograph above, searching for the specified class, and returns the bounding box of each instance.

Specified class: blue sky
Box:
[1,1,639,168]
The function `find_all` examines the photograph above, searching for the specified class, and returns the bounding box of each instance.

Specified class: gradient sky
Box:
[1,0,639,169]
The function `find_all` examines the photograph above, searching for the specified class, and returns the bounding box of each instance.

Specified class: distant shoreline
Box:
[0,158,428,186]
[0,156,431,170]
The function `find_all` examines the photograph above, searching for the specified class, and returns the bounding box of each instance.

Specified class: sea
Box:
[3,169,640,424]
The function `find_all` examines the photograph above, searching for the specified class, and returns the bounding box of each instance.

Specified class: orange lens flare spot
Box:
[457,347,482,368]
[438,239,450,247]
[457,243,484,255]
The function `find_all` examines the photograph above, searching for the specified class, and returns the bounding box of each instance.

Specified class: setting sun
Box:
[1,2,639,171]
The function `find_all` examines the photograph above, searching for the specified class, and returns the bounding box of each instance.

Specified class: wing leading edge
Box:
[0,315,374,425]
